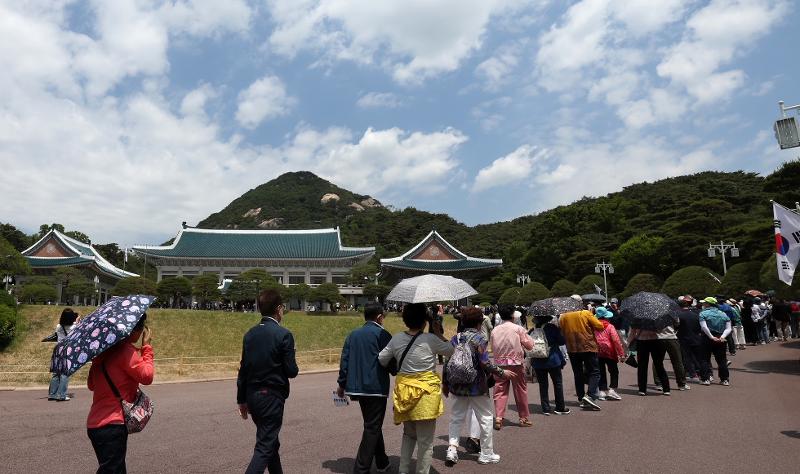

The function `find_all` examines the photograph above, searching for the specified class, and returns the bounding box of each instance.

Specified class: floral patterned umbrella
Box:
[50,295,155,376]
[619,291,679,331]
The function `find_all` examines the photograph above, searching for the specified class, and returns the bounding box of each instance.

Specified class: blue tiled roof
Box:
[22,231,138,280]
[381,259,501,272]
[133,228,375,260]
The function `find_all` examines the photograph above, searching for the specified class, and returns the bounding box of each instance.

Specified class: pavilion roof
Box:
[22,230,139,280]
[380,230,502,273]
[132,227,375,261]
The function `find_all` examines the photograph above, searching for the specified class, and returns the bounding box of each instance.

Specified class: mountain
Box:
[198,171,384,230]
[196,161,800,289]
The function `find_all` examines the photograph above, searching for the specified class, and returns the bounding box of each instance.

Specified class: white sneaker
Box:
[679,384,691,391]
[445,445,458,465]
[606,389,622,400]
[598,390,607,399]
[478,453,500,465]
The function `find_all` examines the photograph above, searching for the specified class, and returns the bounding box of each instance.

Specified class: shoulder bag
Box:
[386,332,421,376]
[101,364,154,434]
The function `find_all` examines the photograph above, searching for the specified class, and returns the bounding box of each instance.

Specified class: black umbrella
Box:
[581,293,607,302]
[530,297,583,319]
[620,291,678,331]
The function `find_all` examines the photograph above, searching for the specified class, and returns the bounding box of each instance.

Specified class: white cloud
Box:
[474,145,546,191]
[356,92,402,109]
[235,75,295,129]
[475,42,522,91]
[265,0,527,83]
[657,0,788,103]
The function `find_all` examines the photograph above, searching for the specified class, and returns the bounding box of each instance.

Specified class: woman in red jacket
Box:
[86,315,154,473]
[593,307,625,401]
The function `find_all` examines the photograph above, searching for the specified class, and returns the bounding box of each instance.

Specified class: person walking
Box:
[717,298,738,356]
[530,315,570,415]
[652,318,689,391]
[771,299,792,342]
[675,297,705,382]
[741,300,757,345]
[790,300,800,338]
[752,299,769,344]
[48,308,79,401]
[237,289,299,474]
[378,303,454,474]
[728,299,746,350]
[698,297,731,386]
[490,304,535,428]
[443,307,512,466]
[86,314,154,473]
[560,302,605,410]
[593,307,625,400]
[628,325,670,396]
[336,303,392,474]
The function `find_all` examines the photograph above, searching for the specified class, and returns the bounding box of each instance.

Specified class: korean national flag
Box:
[772,202,800,285]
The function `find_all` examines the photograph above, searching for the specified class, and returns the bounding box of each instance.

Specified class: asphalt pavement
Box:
[1,340,799,473]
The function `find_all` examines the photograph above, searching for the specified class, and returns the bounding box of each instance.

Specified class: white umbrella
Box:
[386,274,478,303]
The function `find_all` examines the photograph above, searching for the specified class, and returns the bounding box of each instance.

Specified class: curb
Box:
[0,368,339,392]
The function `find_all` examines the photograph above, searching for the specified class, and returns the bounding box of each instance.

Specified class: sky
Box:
[1,0,799,247]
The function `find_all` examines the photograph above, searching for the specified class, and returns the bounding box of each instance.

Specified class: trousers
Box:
[400,419,437,474]
[353,397,389,474]
[702,338,729,382]
[636,339,670,393]
[533,367,565,412]
[568,352,600,400]
[597,357,619,390]
[654,339,686,387]
[87,424,128,474]
[448,395,495,455]
[246,389,285,474]
[492,365,529,419]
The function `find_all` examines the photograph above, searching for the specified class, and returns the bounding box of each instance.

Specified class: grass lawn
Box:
[0,305,458,386]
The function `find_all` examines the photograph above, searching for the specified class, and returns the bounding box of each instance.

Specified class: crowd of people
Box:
[69,288,797,473]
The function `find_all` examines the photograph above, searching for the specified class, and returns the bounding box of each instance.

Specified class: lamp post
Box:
[775,100,800,149]
[594,261,614,300]
[93,275,100,306]
[2,254,14,293]
[707,241,739,275]
[516,274,530,287]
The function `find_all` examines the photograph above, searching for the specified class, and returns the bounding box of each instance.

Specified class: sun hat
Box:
[701,297,718,305]
[595,306,612,319]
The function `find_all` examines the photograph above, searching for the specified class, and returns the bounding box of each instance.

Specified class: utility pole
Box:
[594,261,614,300]
[707,241,739,275]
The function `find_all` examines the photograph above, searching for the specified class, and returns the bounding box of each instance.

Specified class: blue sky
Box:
[1,0,798,247]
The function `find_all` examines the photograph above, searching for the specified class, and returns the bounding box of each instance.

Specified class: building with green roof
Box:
[132,227,375,308]
[21,230,139,304]
[380,230,502,280]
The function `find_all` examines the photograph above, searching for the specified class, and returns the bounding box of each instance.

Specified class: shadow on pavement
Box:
[780,430,800,439]
[321,455,438,474]
[736,359,800,376]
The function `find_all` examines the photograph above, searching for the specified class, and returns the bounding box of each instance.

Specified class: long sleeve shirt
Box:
[378,332,453,373]
[87,342,154,428]
[237,317,298,403]
[560,310,604,353]
[489,321,534,366]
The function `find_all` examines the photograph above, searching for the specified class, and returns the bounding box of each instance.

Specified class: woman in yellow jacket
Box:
[379,303,454,474]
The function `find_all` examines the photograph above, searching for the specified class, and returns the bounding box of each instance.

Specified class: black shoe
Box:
[465,437,480,454]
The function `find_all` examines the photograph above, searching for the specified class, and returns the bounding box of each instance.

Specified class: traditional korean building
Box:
[380,230,502,280]
[132,227,376,308]
[21,230,138,304]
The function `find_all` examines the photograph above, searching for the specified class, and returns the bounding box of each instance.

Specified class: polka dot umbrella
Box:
[50,295,155,377]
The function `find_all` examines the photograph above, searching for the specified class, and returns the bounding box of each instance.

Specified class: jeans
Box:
[353,397,389,474]
[702,338,729,381]
[568,352,600,400]
[400,419,436,474]
[654,339,686,387]
[757,321,770,343]
[636,340,670,393]
[87,424,128,474]
[448,395,495,456]
[246,388,285,474]
[48,373,69,400]
[777,320,791,340]
[492,365,529,419]
[534,367,565,412]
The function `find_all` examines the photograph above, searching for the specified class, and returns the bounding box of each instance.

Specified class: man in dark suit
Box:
[238,289,299,474]
[336,303,392,474]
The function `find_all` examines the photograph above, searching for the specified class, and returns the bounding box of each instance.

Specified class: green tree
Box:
[38,223,65,238]
[347,262,378,286]
[0,237,31,280]
[576,275,616,298]
[112,277,158,296]
[192,273,222,307]
[363,283,391,303]
[309,282,345,310]
[476,281,506,304]
[499,282,550,305]
[19,279,58,304]
[227,270,281,304]
[759,255,800,300]
[65,230,91,244]
[550,279,577,297]
[661,266,720,298]
[718,261,763,297]
[0,223,33,252]
[156,277,193,308]
[621,273,663,299]
[0,304,18,350]
[611,234,667,283]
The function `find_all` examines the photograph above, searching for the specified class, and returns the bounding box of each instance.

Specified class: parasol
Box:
[529,297,583,319]
[51,295,155,376]
[619,291,679,331]
[385,274,477,303]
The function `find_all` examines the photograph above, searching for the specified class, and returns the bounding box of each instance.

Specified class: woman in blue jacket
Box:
[530,315,570,415]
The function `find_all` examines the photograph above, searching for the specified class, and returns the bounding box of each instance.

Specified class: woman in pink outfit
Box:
[593,307,626,400]
[490,305,534,428]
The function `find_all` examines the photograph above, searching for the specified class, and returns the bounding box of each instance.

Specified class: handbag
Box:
[387,332,421,376]
[624,354,638,368]
[101,364,154,434]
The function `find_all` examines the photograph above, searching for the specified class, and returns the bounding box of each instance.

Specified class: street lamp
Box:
[775,100,800,149]
[2,255,14,293]
[707,241,739,275]
[594,261,614,300]
[93,275,100,305]
[516,274,530,286]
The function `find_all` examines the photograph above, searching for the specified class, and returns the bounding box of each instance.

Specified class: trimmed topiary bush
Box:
[717,261,763,298]
[576,275,616,298]
[661,266,720,298]
[550,279,577,297]
[621,273,663,299]
[0,304,17,350]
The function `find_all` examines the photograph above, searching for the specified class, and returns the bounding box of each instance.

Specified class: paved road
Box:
[2,340,799,473]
